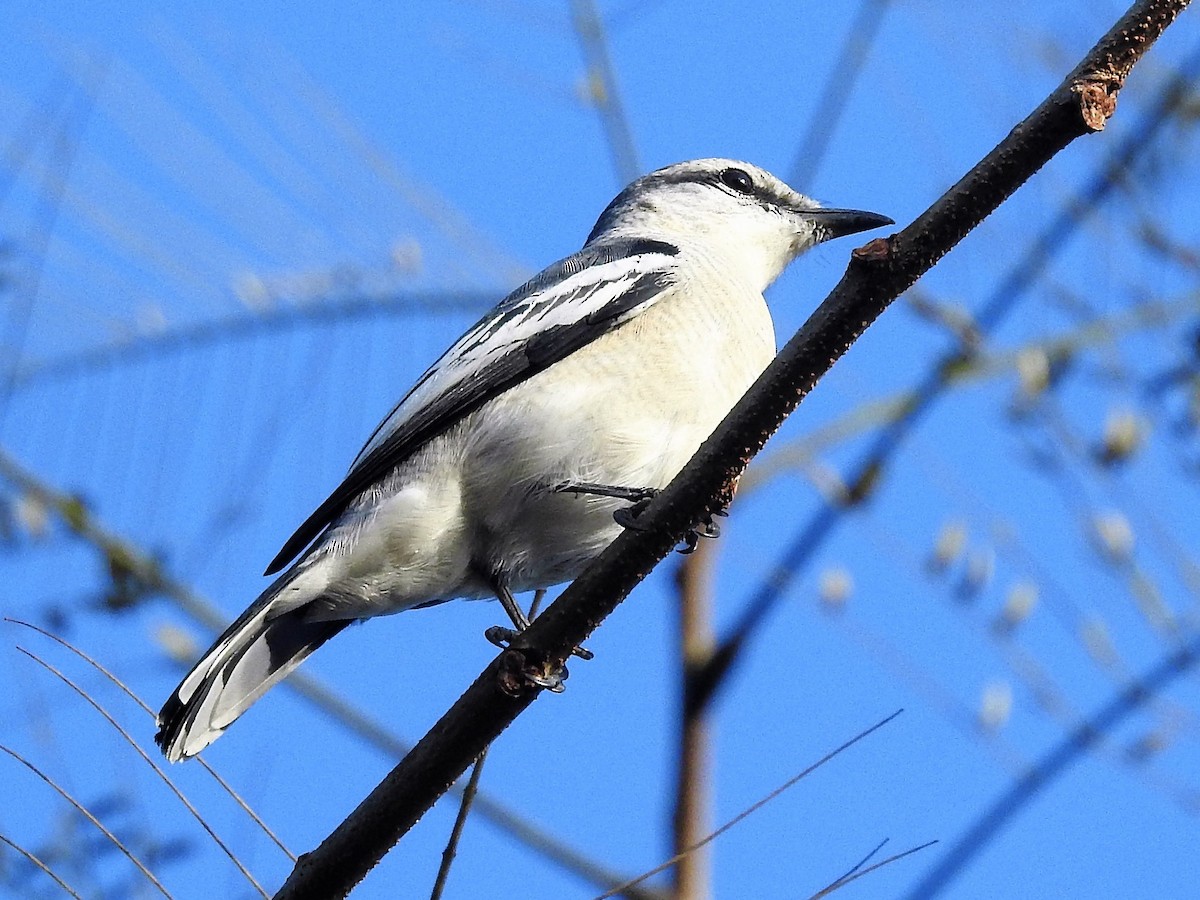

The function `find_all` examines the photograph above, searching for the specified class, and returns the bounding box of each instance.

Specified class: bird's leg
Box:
[554,480,659,529]
[484,581,592,693]
[483,582,531,660]
[494,582,531,632]
[555,480,728,552]
[527,587,547,620]
[553,481,659,503]
[677,500,729,554]
[486,584,593,660]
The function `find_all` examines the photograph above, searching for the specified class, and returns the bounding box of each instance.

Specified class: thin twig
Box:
[809,840,939,899]
[0,830,84,899]
[594,711,904,900]
[429,751,488,900]
[14,647,269,899]
[0,743,173,899]
[0,73,73,208]
[789,0,892,188]
[6,617,295,861]
[0,62,102,428]
[741,286,1200,492]
[274,44,529,285]
[431,584,545,899]
[828,836,890,888]
[270,649,653,895]
[10,290,494,388]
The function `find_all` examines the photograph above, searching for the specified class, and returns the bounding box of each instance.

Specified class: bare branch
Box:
[808,840,939,899]
[7,617,296,861]
[570,0,640,185]
[0,830,84,899]
[742,285,1200,492]
[0,744,173,899]
[14,646,269,897]
[11,290,494,389]
[273,4,1189,897]
[687,19,1200,723]
[429,751,487,900]
[789,0,892,188]
[824,836,892,890]
[595,711,904,899]
[0,66,101,423]
[671,543,717,900]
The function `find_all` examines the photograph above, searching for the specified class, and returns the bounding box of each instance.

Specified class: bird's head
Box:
[586,158,892,292]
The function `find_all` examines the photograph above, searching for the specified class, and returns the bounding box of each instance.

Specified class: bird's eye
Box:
[719,167,755,194]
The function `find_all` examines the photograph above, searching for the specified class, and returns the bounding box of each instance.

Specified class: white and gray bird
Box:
[156,158,890,761]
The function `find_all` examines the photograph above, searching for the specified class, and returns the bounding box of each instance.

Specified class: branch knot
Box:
[1075,79,1119,131]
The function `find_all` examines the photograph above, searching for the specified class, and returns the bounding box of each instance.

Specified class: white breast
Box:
[460,252,776,592]
[301,246,777,613]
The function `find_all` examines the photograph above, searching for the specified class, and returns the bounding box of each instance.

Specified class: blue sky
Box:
[2,2,1199,898]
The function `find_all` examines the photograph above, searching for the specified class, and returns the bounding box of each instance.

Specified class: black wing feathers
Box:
[263,239,678,575]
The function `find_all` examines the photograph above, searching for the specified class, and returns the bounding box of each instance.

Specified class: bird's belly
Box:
[462,285,775,591]
[298,451,485,619]
[310,278,774,612]
[473,412,706,592]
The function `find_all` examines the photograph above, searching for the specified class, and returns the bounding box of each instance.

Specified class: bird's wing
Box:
[264,237,680,575]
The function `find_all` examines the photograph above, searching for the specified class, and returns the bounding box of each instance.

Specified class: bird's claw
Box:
[681,501,729,551]
[496,647,568,694]
[525,667,568,692]
[489,627,569,692]
[613,495,657,530]
[626,501,725,555]
[485,625,519,649]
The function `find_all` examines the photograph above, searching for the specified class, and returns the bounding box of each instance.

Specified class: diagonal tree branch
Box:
[274,2,1190,896]
[689,33,1200,720]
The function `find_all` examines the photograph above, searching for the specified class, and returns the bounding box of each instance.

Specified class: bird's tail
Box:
[155,568,350,762]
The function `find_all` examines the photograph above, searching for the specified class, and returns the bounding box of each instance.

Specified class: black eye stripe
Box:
[719,167,755,195]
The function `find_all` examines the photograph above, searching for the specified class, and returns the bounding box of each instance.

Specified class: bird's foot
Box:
[486,625,594,694]
[491,583,594,668]
[556,480,728,554]
[485,624,594,664]
[496,647,567,696]
[554,480,660,531]
[485,625,520,649]
[676,504,728,554]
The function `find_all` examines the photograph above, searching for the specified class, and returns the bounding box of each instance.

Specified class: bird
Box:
[155,158,891,761]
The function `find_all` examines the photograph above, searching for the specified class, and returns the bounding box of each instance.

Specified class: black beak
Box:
[805,208,894,242]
